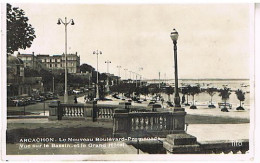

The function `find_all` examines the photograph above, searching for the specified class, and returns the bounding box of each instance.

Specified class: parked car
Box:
[73,89,82,94]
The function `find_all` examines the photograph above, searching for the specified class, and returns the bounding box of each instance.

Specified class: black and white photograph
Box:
[1,1,258,162]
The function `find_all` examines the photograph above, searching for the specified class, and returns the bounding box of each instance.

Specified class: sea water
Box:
[157,79,251,110]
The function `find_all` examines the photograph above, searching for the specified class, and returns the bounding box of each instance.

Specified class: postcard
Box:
[1,2,256,161]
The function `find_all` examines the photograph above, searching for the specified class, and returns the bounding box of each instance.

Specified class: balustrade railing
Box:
[113,111,186,138]
[61,104,85,118]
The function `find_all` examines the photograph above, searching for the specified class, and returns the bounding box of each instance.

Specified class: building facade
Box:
[7,55,43,97]
[36,52,80,73]
[17,52,46,71]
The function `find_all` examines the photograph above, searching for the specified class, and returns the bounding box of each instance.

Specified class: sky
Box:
[12,3,252,80]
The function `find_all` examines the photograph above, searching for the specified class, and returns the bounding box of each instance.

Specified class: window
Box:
[50,64,52,67]
[55,64,57,67]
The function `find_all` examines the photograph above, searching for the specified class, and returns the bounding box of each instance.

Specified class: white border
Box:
[1,1,258,162]
[1,2,7,162]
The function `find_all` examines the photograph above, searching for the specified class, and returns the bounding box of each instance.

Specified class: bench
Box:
[218,103,232,109]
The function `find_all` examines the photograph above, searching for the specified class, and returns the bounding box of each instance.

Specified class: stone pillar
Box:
[119,102,131,112]
[172,111,186,131]
[113,109,129,138]
[163,133,200,154]
[92,100,98,122]
[48,101,60,120]
[57,102,63,120]
[84,101,94,118]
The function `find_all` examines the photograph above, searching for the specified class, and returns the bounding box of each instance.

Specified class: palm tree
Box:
[140,86,149,101]
[235,89,245,110]
[207,87,218,108]
[218,87,231,112]
[182,85,190,106]
[189,86,201,109]
[166,86,174,102]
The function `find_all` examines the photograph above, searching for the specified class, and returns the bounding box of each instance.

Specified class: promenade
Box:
[6,94,250,155]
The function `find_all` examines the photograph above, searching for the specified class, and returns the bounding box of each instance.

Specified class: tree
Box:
[7,3,36,55]
[139,86,149,101]
[165,86,174,102]
[181,86,190,106]
[39,69,53,92]
[219,87,231,112]
[235,89,245,110]
[80,64,95,73]
[189,86,201,109]
[24,67,40,77]
[207,87,218,108]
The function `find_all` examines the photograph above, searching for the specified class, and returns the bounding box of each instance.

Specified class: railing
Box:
[49,101,153,120]
[96,104,150,118]
[113,111,186,138]
[95,104,118,119]
[49,102,93,120]
[60,104,86,118]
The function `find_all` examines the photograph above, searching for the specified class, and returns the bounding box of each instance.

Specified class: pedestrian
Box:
[84,95,87,102]
[74,95,78,103]
[182,94,185,104]
[161,97,164,105]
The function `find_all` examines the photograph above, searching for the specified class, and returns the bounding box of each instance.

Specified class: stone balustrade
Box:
[113,111,186,138]
[49,101,153,120]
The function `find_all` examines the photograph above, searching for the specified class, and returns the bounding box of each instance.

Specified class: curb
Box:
[7,116,48,119]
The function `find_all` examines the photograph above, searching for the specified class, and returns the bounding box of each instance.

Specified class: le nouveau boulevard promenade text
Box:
[19,137,160,143]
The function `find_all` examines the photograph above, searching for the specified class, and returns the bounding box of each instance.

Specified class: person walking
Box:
[74,95,78,103]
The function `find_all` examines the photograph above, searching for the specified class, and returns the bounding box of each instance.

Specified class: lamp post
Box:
[93,50,102,99]
[138,67,143,86]
[53,76,55,93]
[105,60,111,92]
[134,72,138,87]
[57,17,75,103]
[117,65,121,77]
[164,73,166,84]
[124,68,128,80]
[117,66,121,85]
[159,72,161,89]
[170,28,182,110]
[129,71,132,81]
[105,60,111,73]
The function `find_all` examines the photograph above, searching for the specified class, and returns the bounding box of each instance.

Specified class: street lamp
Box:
[117,66,121,85]
[117,66,121,77]
[57,17,74,103]
[138,67,143,86]
[129,71,132,81]
[135,73,139,87]
[159,72,161,89]
[105,60,111,92]
[105,60,111,73]
[170,28,183,110]
[93,50,102,99]
[124,68,128,80]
